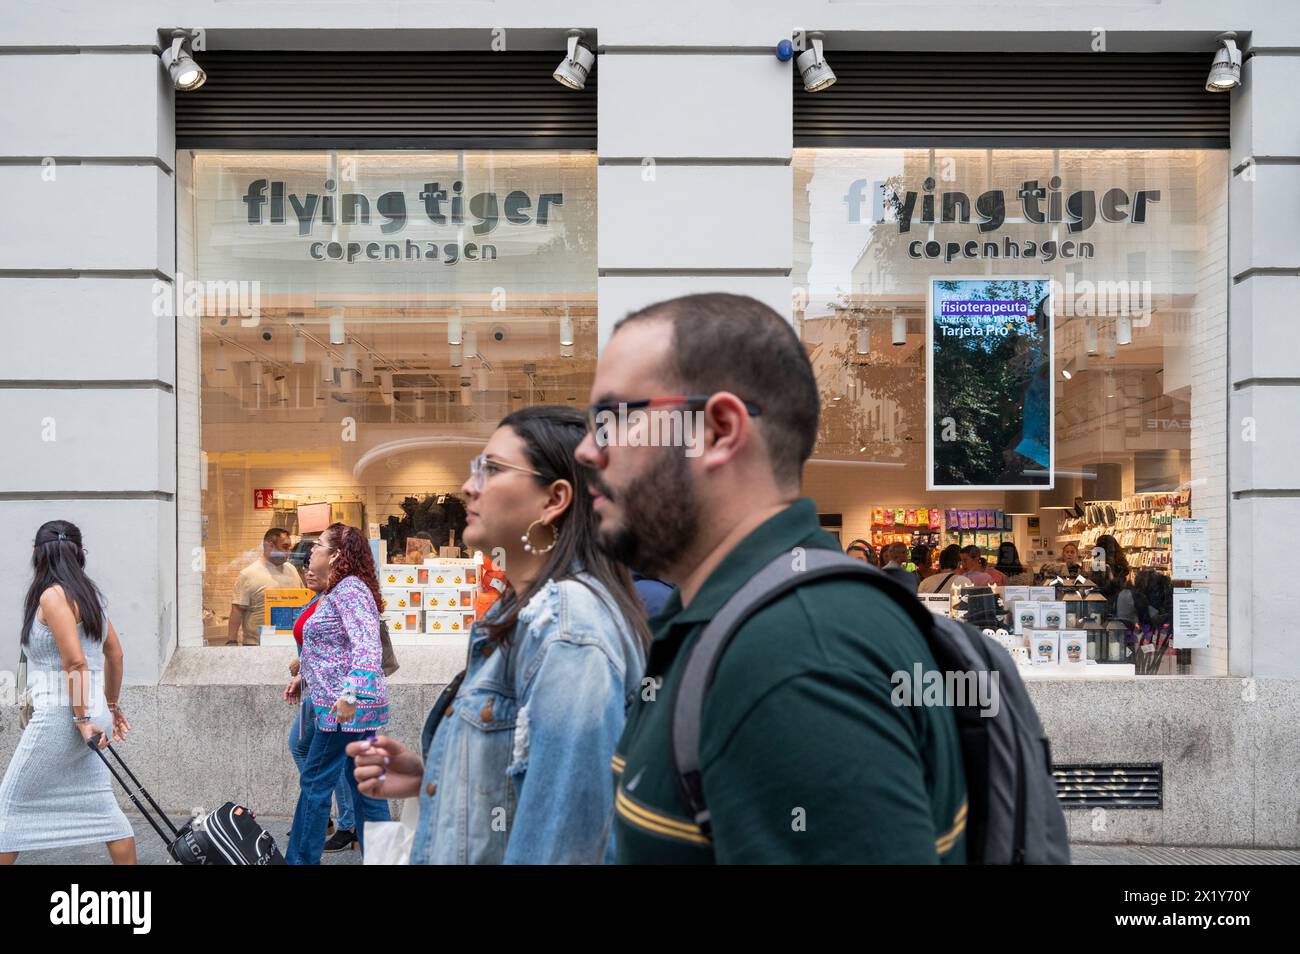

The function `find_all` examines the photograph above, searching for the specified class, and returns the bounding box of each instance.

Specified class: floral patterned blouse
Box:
[300,575,389,732]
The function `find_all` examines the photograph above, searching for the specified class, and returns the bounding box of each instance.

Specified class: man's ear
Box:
[699,392,754,471]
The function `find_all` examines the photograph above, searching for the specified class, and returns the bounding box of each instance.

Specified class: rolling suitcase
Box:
[89,735,286,865]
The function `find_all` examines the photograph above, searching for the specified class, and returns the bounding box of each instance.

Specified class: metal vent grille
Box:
[794,52,1228,148]
[1053,763,1163,809]
[176,52,596,149]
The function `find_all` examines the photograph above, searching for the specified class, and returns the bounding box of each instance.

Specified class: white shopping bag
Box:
[363,797,419,865]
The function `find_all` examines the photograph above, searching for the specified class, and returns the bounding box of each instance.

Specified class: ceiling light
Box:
[214,340,228,372]
[160,30,206,91]
[856,321,871,355]
[1084,319,1098,355]
[1116,314,1133,346]
[449,342,463,367]
[797,33,836,93]
[559,310,575,348]
[891,309,906,346]
[329,308,345,345]
[320,355,334,384]
[1206,32,1242,92]
[291,334,306,364]
[554,30,595,90]
[447,310,462,346]
[415,391,425,420]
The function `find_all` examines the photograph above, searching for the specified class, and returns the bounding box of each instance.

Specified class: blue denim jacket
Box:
[410,571,646,864]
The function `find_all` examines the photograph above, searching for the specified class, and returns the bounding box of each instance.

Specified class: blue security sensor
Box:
[776,39,794,61]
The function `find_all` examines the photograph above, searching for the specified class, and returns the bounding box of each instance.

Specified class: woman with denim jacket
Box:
[350,406,650,863]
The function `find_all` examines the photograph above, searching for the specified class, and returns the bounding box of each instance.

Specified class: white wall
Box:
[0,48,176,684]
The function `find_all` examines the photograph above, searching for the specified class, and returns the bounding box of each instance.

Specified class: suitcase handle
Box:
[88,734,183,842]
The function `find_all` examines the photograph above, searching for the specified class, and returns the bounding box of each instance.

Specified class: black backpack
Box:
[670,549,1070,864]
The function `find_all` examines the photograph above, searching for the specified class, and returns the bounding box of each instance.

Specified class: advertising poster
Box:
[927,277,1054,490]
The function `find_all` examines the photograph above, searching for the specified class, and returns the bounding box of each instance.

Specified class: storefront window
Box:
[795,148,1226,675]
[176,150,596,647]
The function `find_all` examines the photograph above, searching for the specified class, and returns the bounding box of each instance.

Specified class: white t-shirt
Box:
[918,571,972,595]
[232,557,303,641]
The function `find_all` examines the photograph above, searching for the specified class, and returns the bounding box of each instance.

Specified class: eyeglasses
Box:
[584,394,762,448]
[468,453,544,493]
[311,541,335,553]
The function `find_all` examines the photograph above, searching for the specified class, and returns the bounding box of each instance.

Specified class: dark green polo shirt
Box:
[613,499,967,864]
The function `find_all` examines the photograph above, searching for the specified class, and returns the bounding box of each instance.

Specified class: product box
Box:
[424,562,475,587]
[424,611,475,635]
[263,588,316,635]
[1030,586,1057,603]
[1038,601,1067,630]
[1029,631,1060,665]
[1002,586,1031,607]
[1014,601,1040,635]
[425,586,474,611]
[383,610,423,634]
[380,565,430,587]
[1059,631,1087,668]
[380,587,420,611]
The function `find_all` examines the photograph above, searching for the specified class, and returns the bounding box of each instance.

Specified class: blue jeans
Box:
[289,710,355,831]
[286,724,390,865]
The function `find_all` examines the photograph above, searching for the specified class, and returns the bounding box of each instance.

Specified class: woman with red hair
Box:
[286,523,391,864]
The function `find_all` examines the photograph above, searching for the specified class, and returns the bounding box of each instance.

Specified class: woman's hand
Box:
[77,720,109,750]
[110,708,130,743]
[347,735,424,800]
[285,675,302,704]
[332,697,357,723]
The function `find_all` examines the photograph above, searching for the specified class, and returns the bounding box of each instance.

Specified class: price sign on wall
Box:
[253,488,276,510]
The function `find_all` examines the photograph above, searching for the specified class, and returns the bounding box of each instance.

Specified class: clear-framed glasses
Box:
[468,453,544,493]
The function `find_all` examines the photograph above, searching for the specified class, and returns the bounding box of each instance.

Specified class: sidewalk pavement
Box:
[12,813,1300,865]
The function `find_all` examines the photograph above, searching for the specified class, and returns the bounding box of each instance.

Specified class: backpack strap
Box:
[669,548,935,833]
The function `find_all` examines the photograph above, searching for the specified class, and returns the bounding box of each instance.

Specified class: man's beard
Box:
[591,449,699,579]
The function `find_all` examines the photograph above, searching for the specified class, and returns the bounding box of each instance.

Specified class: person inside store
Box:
[910,544,934,581]
[1039,540,1083,581]
[349,406,650,864]
[845,539,876,566]
[285,564,376,854]
[958,545,995,586]
[564,292,966,863]
[286,522,391,865]
[227,527,303,646]
[1088,534,1131,612]
[880,542,920,593]
[994,542,1034,586]
[918,544,972,595]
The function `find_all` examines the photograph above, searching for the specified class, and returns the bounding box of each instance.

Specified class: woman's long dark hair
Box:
[483,406,652,650]
[22,520,105,645]
[995,541,1024,575]
[323,522,383,612]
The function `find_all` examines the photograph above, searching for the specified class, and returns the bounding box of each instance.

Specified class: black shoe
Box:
[323,829,358,853]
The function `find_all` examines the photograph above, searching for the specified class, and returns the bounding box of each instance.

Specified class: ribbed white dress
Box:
[0,614,133,852]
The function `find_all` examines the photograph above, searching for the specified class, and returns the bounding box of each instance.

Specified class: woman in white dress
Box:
[0,521,135,864]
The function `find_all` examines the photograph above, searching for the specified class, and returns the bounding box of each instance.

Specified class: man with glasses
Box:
[575,292,967,864]
[226,527,303,646]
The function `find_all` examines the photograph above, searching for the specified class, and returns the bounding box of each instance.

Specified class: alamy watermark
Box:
[891,663,1001,718]
[591,405,707,458]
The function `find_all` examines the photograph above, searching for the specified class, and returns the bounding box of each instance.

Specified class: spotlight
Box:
[1116,314,1133,346]
[796,33,836,93]
[554,30,595,90]
[891,309,906,346]
[291,335,306,364]
[214,340,228,372]
[160,30,206,91]
[856,321,871,355]
[1206,32,1242,92]
[329,308,345,345]
[559,309,575,348]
